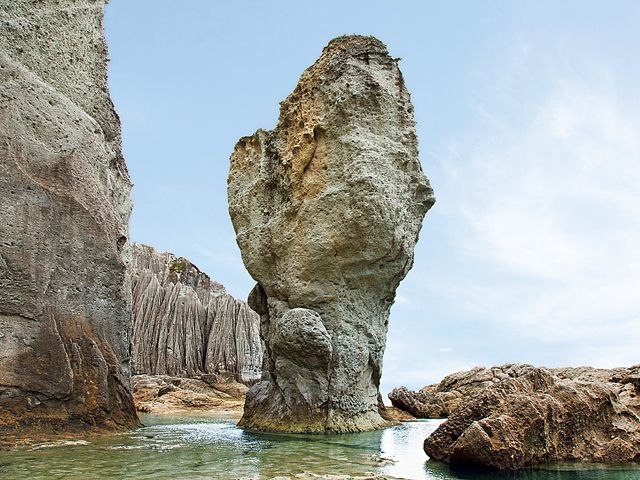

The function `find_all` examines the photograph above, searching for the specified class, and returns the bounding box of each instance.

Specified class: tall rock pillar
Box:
[228,36,435,433]
[0,0,139,439]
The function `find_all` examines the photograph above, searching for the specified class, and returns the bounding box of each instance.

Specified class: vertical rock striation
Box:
[0,0,139,438]
[228,35,434,433]
[130,243,262,385]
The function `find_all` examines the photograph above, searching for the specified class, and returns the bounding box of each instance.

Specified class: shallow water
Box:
[1,413,639,479]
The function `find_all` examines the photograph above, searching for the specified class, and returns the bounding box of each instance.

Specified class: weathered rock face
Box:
[390,363,551,418]
[423,365,640,469]
[0,0,139,438]
[389,386,450,419]
[391,363,637,419]
[130,243,262,385]
[228,35,434,433]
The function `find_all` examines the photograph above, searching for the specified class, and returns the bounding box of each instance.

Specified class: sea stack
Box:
[0,0,139,439]
[228,35,434,433]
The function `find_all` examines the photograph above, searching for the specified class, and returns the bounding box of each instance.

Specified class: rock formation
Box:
[389,386,450,419]
[422,365,640,469]
[130,373,248,414]
[228,35,435,433]
[390,363,556,418]
[390,363,637,419]
[130,242,262,385]
[0,0,139,440]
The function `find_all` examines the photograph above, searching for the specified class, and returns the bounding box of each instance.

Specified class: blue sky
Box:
[104,1,640,396]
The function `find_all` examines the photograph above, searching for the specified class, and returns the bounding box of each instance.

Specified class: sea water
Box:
[1,413,639,479]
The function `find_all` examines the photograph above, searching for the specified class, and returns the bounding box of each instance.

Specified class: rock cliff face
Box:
[228,36,434,433]
[422,365,640,469]
[0,0,139,439]
[130,243,262,385]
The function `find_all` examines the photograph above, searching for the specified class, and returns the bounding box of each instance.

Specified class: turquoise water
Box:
[1,413,639,479]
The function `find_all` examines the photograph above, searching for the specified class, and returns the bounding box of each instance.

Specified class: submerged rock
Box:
[0,0,139,439]
[130,243,262,385]
[263,475,401,480]
[423,365,640,469]
[228,35,434,433]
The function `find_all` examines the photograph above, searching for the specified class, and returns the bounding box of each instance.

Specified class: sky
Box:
[103,0,640,397]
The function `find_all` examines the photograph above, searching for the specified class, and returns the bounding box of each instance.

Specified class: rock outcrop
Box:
[130,243,262,385]
[131,373,248,414]
[0,0,139,440]
[390,363,637,419]
[390,364,553,418]
[228,35,434,433]
[423,365,640,469]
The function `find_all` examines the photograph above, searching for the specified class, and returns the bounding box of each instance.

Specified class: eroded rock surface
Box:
[390,364,548,418]
[0,0,139,440]
[228,35,434,433]
[130,243,262,385]
[391,363,638,419]
[423,365,640,469]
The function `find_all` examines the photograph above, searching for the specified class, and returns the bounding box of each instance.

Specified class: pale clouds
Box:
[466,80,640,281]
[381,336,474,396]
[442,70,640,365]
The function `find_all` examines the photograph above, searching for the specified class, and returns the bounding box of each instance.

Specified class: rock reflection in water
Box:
[427,462,640,480]
[381,419,444,479]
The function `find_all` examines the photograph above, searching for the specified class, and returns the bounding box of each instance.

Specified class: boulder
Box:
[228,35,434,433]
[423,366,640,469]
[130,243,262,385]
[377,392,416,422]
[0,0,139,440]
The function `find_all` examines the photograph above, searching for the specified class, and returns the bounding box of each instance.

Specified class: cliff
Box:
[229,35,434,433]
[130,243,262,385]
[0,0,139,441]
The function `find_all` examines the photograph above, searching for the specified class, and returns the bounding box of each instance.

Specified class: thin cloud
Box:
[443,72,640,366]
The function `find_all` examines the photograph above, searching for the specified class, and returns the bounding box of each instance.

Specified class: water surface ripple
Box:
[1,413,639,479]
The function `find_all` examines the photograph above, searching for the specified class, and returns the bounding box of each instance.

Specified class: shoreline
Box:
[1,399,415,450]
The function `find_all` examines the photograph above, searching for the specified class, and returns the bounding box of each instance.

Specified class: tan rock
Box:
[131,374,246,415]
[391,363,640,420]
